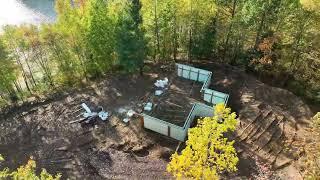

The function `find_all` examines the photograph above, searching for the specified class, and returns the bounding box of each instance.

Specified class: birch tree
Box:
[167,104,238,179]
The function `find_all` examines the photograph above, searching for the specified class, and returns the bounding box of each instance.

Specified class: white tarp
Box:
[155,90,163,96]
[154,78,169,88]
[144,102,153,111]
[81,103,109,121]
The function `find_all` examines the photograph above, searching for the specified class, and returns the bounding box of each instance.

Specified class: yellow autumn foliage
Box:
[302,112,320,179]
[300,0,320,12]
[167,104,239,179]
[0,155,61,180]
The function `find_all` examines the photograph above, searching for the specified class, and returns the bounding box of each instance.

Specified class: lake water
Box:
[0,0,56,28]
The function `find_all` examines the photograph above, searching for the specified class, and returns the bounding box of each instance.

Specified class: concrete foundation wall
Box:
[203,88,229,106]
[142,113,186,141]
[142,103,214,142]
[176,63,228,106]
[141,64,230,142]
[176,63,211,83]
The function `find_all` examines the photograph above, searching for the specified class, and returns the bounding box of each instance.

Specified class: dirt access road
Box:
[0,62,316,179]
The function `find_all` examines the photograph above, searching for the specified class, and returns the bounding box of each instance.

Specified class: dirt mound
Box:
[195,61,313,178]
[88,148,171,179]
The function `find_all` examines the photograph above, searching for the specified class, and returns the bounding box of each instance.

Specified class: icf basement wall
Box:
[182,103,214,131]
[141,64,230,142]
[142,114,169,136]
[176,63,211,83]
[142,113,186,141]
[176,63,229,106]
[142,103,213,142]
[203,88,229,105]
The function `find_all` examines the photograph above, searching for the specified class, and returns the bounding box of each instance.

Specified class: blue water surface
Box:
[0,0,56,28]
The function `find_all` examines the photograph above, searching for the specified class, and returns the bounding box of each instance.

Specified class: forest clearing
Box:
[0,62,316,179]
[0,0,319,179]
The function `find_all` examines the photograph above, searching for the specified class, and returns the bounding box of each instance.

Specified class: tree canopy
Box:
[167,104,239,179]
[0,0,318,112]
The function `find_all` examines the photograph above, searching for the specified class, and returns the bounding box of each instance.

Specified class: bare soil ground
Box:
[194,61,314,179]
[0,72,175,179]
[0,62,316,179]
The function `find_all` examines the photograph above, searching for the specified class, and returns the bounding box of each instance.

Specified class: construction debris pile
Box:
[144,77,169,112]
[69,103,109,124]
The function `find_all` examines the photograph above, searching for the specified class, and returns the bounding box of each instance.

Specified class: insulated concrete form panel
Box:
[197,104,214,117]
[203,88,229,105]
[182,66,191,79]
[189,70,198,81]
[142,114,186,141]
[143,114,169,136]
[175,103,214,141]
[183,103,214,131]
[201,73,212,92]
[142,103,215,142]
[198,73,209,82]
[194,103,214,117]
[176,63,211,83]
[170,126,186,141]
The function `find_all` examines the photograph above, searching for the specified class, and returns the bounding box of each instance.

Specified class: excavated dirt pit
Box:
[144,75,203,127]
[0,62,316,179]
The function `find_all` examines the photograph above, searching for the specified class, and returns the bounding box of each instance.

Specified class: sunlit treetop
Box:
[167,104,239,180]
[300,0,320,12]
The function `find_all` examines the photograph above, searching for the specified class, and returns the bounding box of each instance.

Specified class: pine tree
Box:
[191,17,217,59]
[85,0,117,77]
[116,0,146,73]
